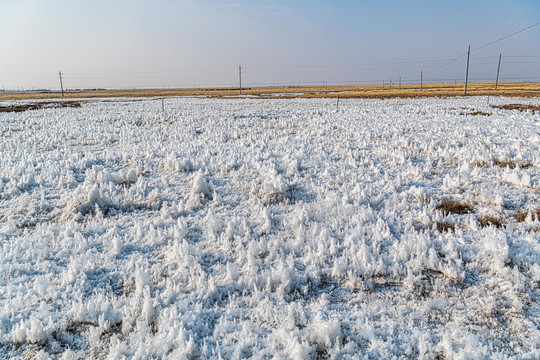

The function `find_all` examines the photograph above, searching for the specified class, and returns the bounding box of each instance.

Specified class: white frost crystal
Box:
[0,96,538,358]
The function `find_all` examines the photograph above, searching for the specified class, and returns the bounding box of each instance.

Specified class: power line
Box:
[425,22,540,76]
[472,22,540,52]
[424,54,468,76]
[68,65,237,76]
[3,22,539,90]
[58,71,64,97]
[245,57,459,69]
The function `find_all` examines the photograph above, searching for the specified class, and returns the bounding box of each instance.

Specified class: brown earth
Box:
[0,100,82,112]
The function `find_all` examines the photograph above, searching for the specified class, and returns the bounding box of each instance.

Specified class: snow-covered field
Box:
[1,96,539,359]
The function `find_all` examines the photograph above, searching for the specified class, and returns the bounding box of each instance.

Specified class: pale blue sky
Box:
[1,0,539,89]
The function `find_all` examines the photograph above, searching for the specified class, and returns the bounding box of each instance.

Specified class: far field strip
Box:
[1,82,539,101]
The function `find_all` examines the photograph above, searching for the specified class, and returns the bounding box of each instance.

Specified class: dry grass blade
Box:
[516,209,540,222]
[471,160,489,168]
[472,159,533,169]
[492,104,540,113]
[494,159,532,169]
[466,111,491,116]
[437,200,473,216]
[478,215,503,228]
[436,222,455,233]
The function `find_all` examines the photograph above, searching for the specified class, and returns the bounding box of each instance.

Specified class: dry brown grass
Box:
[478,215,503,228]
[437,200,473,216]
[471,160,490,168]
[436,222,455,233]
[471,159,532,169]
[516,209,540,222]
[492,103,540,113]
[1,81,539,101]
[466,111,491,116]
[494,159,532,169]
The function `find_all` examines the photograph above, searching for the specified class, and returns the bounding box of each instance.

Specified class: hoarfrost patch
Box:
[0,96,539,358]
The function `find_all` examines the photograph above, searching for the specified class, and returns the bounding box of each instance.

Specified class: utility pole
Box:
[495,54,502,90]
[420,71,423,90]
[239,65,242,95]
[399,76,401,89]
[58,71,64,97]
[464,45,470,95]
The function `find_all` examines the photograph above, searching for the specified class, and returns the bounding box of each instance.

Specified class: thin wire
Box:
[419,54,467,75]
[425,22,540,76]
[245,57,457,69]
[69,65,236,76]
[472,22,540,52]
[3,22,539,88]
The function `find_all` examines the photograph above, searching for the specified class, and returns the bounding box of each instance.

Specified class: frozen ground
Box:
[0,96,539,359]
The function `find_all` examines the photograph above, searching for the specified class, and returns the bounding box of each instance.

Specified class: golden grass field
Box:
[0,81,539,101]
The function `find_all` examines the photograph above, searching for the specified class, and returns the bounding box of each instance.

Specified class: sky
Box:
[1,0,539,90]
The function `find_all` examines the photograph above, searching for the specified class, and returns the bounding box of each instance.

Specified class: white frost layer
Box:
[0,96,539,359]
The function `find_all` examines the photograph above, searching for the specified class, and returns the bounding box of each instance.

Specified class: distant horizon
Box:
[2,78,540,93]
[2,79,540,97]
[2,59,540,92]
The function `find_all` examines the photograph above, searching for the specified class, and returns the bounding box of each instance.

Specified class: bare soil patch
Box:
[0,100,82,113]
